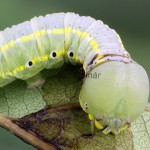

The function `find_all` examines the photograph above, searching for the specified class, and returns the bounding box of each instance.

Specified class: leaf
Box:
[0,64,149,150]
[0,80,46,118]
[131,110,150,150]
[42,65,82,107]
[14,105,134,150]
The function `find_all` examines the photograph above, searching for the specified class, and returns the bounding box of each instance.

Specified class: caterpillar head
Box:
[79,61,149,134]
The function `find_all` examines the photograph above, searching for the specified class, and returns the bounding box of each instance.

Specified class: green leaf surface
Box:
[131,111,150,150]
[0,80,46,118]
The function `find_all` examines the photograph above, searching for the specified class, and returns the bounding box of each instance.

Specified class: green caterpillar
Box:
[0,12,149,134]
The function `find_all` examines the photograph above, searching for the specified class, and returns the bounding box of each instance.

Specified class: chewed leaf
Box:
[15,106,134,150]
[131,110,150,150]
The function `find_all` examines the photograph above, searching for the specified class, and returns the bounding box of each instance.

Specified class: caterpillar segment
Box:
[0,13,149,134]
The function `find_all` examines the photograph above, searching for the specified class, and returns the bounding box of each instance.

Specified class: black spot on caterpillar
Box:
[0,12,149,134]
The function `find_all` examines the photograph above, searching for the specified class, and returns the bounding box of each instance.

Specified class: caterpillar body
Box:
[0,12,149,134]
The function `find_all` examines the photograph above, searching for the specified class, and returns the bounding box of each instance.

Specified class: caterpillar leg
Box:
[88,114,95,135]
[102,127,112,134]
[94,120,104,130]
[26,73,45,89]
[120,123,130,132]
[88,114,105,135]
[88,114,130,135]
[103,118,130,135]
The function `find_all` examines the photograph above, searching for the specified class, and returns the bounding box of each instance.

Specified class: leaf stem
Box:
[0,115,56,150]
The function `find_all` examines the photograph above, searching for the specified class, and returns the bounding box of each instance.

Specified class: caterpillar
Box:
[0,12,149,134]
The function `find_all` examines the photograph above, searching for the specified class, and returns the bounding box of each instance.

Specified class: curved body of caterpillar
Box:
[0,12,149,134]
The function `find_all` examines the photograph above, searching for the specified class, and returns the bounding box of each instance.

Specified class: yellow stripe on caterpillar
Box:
[0,50,65,78]
[0,28,99,53]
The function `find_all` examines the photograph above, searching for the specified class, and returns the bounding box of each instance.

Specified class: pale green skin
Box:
[0,13,126,88]
[0,13,149,134]
[79,61,149,125]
